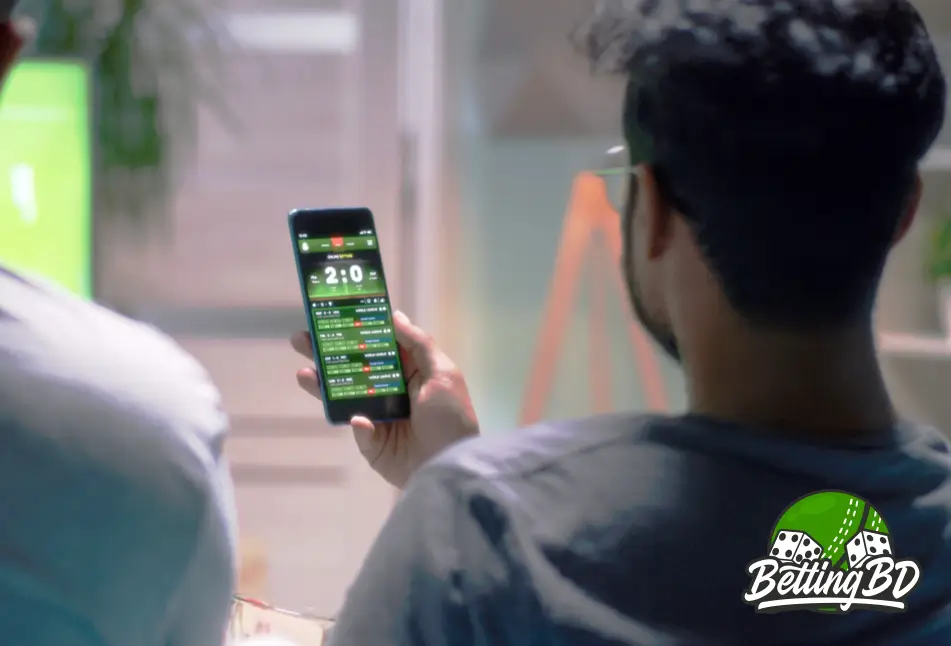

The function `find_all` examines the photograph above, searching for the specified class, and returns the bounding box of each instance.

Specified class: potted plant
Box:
[16,0,234,233]
[926,214,951,336]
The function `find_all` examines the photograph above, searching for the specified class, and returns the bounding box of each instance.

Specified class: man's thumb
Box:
[392,310,436,373]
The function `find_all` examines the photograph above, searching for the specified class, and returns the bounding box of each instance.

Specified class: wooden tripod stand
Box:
[518,172,669,426]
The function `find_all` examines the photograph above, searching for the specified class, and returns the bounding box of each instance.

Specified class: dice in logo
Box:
[862,530,891,557]
[770,531,804,562]
[793,533,823,563]
[847,530,892,569]
[847,533,868,568]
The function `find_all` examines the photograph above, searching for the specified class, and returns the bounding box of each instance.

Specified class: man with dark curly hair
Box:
[294,1,951,643]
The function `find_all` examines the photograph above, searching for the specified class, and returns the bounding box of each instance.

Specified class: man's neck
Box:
[685,322,897,435]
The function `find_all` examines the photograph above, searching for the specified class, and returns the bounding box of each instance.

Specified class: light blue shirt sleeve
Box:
[0,267,240,646]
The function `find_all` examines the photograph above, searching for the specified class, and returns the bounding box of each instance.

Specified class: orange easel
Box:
[518,172,669,425]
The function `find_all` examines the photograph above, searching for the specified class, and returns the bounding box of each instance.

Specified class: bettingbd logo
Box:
[743,491,920,614]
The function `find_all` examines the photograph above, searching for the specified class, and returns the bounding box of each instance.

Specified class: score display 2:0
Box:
[324,264,364,284]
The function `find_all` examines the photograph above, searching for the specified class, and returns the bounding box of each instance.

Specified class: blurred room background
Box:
[3,0,951,620]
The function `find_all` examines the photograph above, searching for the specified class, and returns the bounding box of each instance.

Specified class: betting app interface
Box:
[297,229,407,401]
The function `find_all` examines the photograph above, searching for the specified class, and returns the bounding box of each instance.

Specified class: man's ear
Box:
[634,164,675,260]
[892,171,922,247]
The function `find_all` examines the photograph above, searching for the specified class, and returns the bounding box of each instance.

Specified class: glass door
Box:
[435,0,686,434]
[93,0,412,616]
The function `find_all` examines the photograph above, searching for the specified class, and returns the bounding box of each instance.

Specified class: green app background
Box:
[0,60,91,297]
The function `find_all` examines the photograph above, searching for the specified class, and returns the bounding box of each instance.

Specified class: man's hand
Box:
[291,311,479,489]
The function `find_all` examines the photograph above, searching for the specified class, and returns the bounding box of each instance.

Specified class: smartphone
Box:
[289,207,411,425]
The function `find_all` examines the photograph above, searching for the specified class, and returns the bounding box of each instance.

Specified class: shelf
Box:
[878,332,951,358]
[226,11,358,54]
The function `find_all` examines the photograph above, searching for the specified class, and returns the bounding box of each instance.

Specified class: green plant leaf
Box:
[925,215,951,281]
[15,0,235,230]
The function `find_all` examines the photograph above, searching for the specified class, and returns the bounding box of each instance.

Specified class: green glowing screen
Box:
[0,60,91,297]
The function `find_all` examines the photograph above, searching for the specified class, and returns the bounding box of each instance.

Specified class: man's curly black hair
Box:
[575,0,946,326]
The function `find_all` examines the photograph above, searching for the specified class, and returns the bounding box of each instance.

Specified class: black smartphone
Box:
[289,207,411,425]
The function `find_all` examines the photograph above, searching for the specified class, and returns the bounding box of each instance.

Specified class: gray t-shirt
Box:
[330,412,951,645]
[0,268,237,646]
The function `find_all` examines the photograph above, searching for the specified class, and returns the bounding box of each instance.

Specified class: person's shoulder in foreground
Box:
[0,268,236,646]
[333,413,951,646]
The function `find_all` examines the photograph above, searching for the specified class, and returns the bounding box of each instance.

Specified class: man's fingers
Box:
[296,367,322,400]
[350,415,377,455]
[392,311,439,377]
[290,330,314,359]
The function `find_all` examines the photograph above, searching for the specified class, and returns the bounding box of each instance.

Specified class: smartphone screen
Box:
[289,208,411,424]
